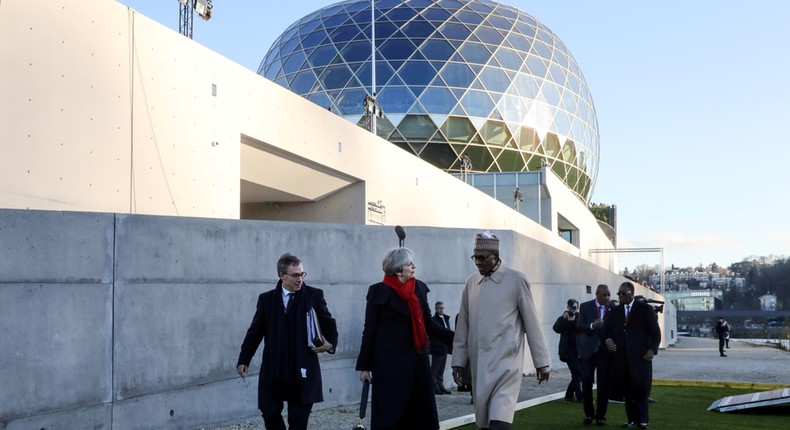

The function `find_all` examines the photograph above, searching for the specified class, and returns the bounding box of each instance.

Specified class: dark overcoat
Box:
[429,313,452,355]
[356,280,453,430]
[237,281,338,411]
[605,300,660,401]
[576,299,612,360]
[552,315,578,362]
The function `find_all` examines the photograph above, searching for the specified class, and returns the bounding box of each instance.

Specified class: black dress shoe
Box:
[622,423,635,428]
[583,417,593,425]
[442,388,452,394]
[637,423,648,429]
[434,389,444,395]
[596,419,607,426]
[720,353,727,357]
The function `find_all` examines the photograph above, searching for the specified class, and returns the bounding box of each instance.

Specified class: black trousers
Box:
[718,337,726,354]
[261,400,313,430]
[580,350,610,420]
[431,353,448,390]
[622,362,649,425]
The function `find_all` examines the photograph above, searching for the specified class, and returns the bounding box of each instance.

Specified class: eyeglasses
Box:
[284,272,307,279]
[616,291,628,296]
[471,254,492,262]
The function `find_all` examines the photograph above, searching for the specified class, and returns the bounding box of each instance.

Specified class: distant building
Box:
[664,290,722,311]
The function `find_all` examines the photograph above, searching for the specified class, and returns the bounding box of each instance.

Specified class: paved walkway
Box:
[203,337,790,429]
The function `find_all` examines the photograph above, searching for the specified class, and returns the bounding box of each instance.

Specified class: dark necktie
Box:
[285,292,295,313]
[625,305,630,324]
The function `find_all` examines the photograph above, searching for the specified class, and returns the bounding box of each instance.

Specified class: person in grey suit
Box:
[576,284,612,426]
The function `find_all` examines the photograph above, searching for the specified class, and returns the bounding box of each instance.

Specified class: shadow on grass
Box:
[454,386,789,429]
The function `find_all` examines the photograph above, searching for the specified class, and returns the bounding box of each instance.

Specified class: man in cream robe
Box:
[452,232,551,430]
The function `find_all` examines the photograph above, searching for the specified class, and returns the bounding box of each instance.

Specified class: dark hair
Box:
[435,301,444,308]
[567,299,577,307]
[619,281,635,293]
[277,253,301,276]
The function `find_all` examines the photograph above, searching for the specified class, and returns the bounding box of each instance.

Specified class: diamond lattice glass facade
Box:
[260,0,600,201]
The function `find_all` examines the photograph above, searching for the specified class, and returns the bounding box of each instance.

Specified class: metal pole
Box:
[370,0,376,136]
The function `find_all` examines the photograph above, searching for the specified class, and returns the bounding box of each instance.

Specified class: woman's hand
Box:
[359,370,372,383]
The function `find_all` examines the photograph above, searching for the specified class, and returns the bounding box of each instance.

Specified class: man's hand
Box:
[311,337,333,353]
[643,349,655,361]
[237,364,248,379]
[592,318,604,329]
[536,366,550,384]
[359,370,372,383]
[605,338,617,352]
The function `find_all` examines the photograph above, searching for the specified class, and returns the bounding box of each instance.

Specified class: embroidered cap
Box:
[474,231,499,253]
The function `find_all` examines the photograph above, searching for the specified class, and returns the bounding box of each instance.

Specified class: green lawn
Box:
[455,386,789,429]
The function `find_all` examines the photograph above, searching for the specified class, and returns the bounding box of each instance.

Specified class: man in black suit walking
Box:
[430,301,453,394]
[576,284,612,426]
[237,253,338,430]
[605,282,661,430]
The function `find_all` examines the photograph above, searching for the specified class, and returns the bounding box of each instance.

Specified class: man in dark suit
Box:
[430,301,453,394]
[237,253,338,430]
[576,284,612,426]
[605,282,661,430]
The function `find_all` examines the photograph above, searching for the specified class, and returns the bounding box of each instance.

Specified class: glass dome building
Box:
[260,0,600,201]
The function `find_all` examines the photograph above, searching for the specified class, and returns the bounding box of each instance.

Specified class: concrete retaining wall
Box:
[0,209,670,429]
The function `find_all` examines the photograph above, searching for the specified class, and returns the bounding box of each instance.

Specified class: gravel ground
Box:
[202,337,790,429]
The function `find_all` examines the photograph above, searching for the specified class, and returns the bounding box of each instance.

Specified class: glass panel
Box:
[339,41,370,63]
[380,38,417,60]
[440,22,472,40]
[421,7,451,21]
[456,11,484,25]
[419,87,457,114]
[289,71,318,95]
[403,20,435,38]
[440,62,475,88]
[322,13,349,29]
[308,45,337,68]
[464,146,495,172]
[301,30,329,49]
[280,37,301,56]
[459,42,491,64]
[420,39,455,61]
[480,120,511,146]
[330,25,361,44]
[397,115,438,139]
[378,86,417,112]
[335,88,367,115]
[479,67,509,93]
[525,55,548,78]
[544,133,561,157]
[542,82,560,106]
[319,65,353,90]
[549,63,566,85]
[306,93,332,110]
[486,15,512,31]
[441,116,475,142]
[475,26,504,45]
[519,126,540,152]
[420,142,458,170]
[282,52,307,75]
[506,33,531,52]
[398,61,436,86]
[374,21,399,40]
[460,90,494,117]
[494,48,522,70]
[532,41,552,59]
[386,6,418,22]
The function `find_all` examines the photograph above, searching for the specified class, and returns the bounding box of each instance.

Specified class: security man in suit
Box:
[429,301,454,394]
[237,253,338,430]
[576,284,613,426]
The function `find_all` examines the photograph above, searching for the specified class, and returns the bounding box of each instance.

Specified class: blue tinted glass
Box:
[380,39,417,60]
[438,0,464,9]
[457,11,483,25]
[299,18,322,34]
[340,41,371,63]
[335,88,367,115]
[402,20,435,38]
[533,41,552,59]
[307,92,332,110]
[282,52,307,74]
[301,30,328,49]
[513,73,539,98]
[330,25,361,44]
[419,87,457,114]
[459,43,491,64]
[468,1,493,13]
[320,65,353,90]
[386,6,418,22]
[440,63,475,87]
[475,27,504,45]
[374,20,398,40]
[398,61,436,86]
[542,82,560,105]
[420,39,455,61]
[513,21,536,39]
[506,33,531,52]
[486,15,512,32]
[422,7,451,21]
[494,49,522,70]
[290,71,317,94]
[280,37,301,56]
[460,90,494,117]
[378,86,417,112]
[479,67,509,93]
[322,13,350,28]
[549,64,566,85]
[525,55,547,78]
[440,23,471,40]
[308,45,338,68]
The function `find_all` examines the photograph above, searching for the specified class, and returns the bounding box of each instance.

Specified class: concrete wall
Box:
[0,208,673,429]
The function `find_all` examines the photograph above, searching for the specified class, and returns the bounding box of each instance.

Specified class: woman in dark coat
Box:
[356,247,454,430]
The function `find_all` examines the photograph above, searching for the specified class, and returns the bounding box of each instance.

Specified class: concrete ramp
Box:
[708,388,790,412]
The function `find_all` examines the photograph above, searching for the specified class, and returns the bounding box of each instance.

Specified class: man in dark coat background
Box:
[605,282,660,430]
[430,301,454,395]
[237,253,338,430]
[576,284,613,426]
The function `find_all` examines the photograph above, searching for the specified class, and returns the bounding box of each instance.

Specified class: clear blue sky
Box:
[118,1,790,270]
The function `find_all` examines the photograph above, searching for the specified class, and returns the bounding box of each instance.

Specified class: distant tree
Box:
[588,203,614,226]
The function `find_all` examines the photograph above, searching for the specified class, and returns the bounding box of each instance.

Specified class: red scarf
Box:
[382,275,428,353]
